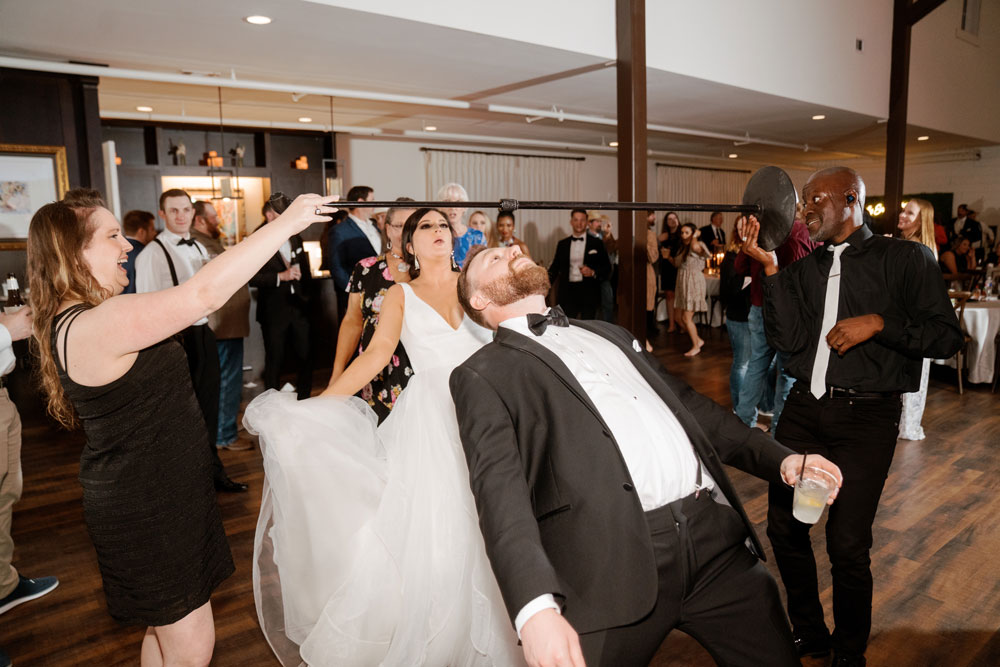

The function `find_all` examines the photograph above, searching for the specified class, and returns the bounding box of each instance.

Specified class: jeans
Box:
[725,319,751,411]
[736,306,794,430]
[216,338,244,446]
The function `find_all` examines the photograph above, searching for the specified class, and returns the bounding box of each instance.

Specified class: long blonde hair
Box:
[27,199,110,428]
[904,198,938,259]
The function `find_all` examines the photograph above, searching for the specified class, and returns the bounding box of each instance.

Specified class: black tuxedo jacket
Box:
[699,223,726,249]
[450,320,792,635]
[547,235,611,301]
[249,234,310,324]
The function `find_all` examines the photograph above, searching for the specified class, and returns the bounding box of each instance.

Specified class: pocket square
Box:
[632,340,642,352]
[587,249,598,255]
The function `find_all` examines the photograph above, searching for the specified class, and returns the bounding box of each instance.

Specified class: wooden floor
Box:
[1,326,998,666]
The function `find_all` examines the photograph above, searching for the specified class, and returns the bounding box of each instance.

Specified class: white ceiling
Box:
[0,0,990,166]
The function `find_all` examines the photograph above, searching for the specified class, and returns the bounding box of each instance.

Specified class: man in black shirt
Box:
[740,167,962,667]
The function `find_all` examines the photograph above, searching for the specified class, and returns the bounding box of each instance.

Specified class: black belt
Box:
[825,386,900,399]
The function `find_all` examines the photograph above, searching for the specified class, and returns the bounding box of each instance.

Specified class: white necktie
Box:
[810,244,848,399]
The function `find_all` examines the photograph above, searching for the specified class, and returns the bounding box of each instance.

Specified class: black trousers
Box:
[180,324,227,482]
[767,382,901,656]
[261,306,312,400]
[559,281,599,320]
[579,492,798,667]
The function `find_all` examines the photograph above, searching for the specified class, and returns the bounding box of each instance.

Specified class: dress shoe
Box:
[215,477,249,493]
[832,654,866,667]
[793,634,831,658]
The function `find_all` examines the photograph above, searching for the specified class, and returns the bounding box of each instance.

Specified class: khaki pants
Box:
[0,387,22,597]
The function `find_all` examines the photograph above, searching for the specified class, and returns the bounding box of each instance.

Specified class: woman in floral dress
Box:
[330,202,415,422]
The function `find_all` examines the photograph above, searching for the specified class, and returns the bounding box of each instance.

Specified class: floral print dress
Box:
[348,255,414,423]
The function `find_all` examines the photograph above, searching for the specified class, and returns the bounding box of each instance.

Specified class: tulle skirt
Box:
[244,369,523,667]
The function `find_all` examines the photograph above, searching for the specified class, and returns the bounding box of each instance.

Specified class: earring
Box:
[414,256,420,271]
[451,250,459,271]
[385,239,392,251]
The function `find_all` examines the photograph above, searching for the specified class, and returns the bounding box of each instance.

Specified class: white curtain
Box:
[425,150,581,264]
[655,164,751,242]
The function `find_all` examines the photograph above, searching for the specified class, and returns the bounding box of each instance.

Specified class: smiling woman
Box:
[25,191,335,667]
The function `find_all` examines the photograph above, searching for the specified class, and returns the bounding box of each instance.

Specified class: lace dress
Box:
[246,283,523,666]
[674,252,708,312]
[898,358,930,440]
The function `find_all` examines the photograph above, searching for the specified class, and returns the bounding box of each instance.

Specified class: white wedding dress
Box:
[245,283,524,666]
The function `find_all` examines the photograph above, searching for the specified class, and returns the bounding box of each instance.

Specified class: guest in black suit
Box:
[325,185,379,312]
[120,210,156,294]
[250,196,313,400]
[452,243,844,667]
[547,208,611,319]
[741,167,963,666]
[699,211,727,253]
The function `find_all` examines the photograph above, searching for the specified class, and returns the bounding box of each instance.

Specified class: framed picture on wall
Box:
[0,144,70,248]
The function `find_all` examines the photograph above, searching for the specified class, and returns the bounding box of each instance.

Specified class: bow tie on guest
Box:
[527,306,570,336]
[571,236,586,242]
[176,237,198,247]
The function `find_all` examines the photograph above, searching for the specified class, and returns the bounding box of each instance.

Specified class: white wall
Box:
[646,0,893,119]
[909,0,1000,143]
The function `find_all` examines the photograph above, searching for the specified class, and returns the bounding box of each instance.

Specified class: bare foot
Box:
[684,347,702,357]
[696,338,705,348]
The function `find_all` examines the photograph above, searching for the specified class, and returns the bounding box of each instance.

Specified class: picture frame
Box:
[0,144,70,249]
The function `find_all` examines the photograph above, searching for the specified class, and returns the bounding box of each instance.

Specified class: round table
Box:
[933,299,1000,384]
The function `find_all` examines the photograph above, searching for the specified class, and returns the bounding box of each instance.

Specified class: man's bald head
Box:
[801,167,866,244]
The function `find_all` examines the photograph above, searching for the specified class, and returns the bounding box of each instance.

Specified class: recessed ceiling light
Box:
[425,125,437,132]
[728,153,738,158]
[812,114,826,120]
[917,135,930,141]
[136,105,153,112]
[298,117,312,123]
[609,141,619,147]
[244,15,272,25]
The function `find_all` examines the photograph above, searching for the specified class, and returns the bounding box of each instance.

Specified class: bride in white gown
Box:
[244,208,524,667]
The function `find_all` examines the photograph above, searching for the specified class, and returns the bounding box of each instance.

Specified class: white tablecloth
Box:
[933,300,1000,384]
[655,273,723,327]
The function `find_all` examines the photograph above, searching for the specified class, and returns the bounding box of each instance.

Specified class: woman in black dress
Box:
[658,211,682,332]
[330,202,415,423]
[27,192,335,666]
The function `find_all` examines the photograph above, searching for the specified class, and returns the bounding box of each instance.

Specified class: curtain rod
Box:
[421,147,585,161]
[656,162,751,174]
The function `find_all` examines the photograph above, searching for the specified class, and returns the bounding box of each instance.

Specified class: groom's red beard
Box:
[480,258,550,307]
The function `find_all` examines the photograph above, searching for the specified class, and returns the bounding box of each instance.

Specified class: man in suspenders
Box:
[134,189,248,493]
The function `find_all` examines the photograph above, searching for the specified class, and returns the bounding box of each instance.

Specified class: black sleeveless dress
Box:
[53,304,234,626]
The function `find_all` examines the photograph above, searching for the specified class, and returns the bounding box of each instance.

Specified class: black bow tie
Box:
[527,306,570,336]
[571,236,586,242]
[176,238,197,247]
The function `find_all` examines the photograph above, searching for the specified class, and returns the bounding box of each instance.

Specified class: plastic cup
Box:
[792,466,838,524]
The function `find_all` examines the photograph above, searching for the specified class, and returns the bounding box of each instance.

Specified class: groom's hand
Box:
[521,609,586,667]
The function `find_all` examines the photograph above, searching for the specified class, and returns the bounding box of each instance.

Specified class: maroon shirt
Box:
[734,220,817,307]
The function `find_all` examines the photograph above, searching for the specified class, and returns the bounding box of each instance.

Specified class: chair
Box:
[947,290,973,394]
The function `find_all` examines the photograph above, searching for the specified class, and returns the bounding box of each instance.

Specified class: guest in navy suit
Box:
[326,185,379,312]
[120,210,156,294]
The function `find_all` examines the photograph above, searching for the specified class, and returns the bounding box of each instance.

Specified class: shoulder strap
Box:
[53,304,91,372]
[152,238,180,287]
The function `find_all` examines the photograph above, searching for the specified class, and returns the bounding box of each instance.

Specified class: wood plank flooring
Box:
[1,325,998,666]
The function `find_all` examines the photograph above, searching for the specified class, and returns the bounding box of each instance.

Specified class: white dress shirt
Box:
[0,325,15,377]
[500,314,714,635]
[134,229,209,326]
[349,214,382,256]
[568,234,587,282]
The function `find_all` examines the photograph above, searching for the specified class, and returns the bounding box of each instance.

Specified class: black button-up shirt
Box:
[762,224,963,393]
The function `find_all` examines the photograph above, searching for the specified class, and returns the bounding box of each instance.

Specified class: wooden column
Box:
[615,0,648,339]
[883,0,947,234]
[883,0,911,234]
